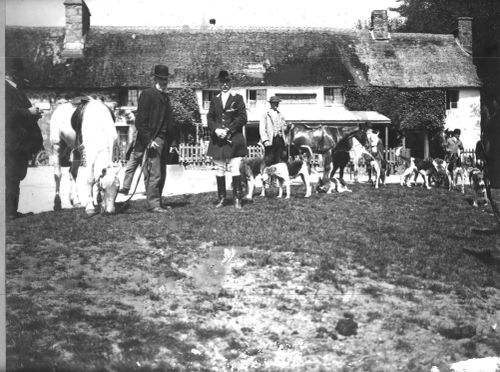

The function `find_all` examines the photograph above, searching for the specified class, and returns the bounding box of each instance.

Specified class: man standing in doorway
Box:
[207,70,248,209]
[133,64,176,213]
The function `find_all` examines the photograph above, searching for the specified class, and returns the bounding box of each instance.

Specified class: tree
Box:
[391,0,500,106]
[167,88,201,143]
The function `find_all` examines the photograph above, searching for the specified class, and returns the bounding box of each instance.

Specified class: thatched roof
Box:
[5,26,481,89]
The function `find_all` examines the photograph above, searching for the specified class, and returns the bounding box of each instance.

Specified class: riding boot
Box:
[215,176,226,208]
[232,175,242,209]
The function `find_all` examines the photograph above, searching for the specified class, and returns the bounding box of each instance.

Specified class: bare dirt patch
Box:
[6,186,500,371]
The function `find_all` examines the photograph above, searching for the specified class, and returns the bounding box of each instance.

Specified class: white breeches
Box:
[213,157,243,177]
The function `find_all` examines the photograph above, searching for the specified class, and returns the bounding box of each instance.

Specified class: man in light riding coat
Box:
[207,70,248,209]
[259,96,289,166]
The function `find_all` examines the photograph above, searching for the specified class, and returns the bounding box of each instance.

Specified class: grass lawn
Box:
[6,181,500,372]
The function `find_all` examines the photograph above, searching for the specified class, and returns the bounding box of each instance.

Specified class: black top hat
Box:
[218,70,231,82]
[153,65,170,79]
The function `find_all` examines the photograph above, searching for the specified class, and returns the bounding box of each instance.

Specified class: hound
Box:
[396,147,447,189]
[240,157,312,200]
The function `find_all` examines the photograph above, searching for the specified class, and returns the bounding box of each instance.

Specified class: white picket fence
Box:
[177,144,479,171]
[178,143,265,168]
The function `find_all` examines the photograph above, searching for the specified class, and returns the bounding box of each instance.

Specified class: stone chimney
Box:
[370,10,390,41]
[62,0,91,58]
[456,17,473,55]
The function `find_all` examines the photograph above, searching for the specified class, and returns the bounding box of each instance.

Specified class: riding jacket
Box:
[206,92,247,160]
[134,87,176,153]
[5,80,43,160]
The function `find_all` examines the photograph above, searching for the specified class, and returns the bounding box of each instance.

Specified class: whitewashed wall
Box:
[197,86,344,124]
[444,88,481,150]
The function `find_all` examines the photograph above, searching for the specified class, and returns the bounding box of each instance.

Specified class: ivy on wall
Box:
[167,88,201,143]
[344,86,446,136]
[169,88,201,126]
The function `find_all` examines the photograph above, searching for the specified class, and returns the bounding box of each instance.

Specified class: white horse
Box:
[50,98,120,215]
[349,137,369,183]
[365,130,385,188]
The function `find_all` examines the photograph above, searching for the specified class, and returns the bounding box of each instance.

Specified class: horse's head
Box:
[95,167,120,214]
[366,129,381,152]
[352,127,369,148]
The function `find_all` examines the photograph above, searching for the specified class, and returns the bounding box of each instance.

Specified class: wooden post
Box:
[423,131,429,158]
[385,125,389,161]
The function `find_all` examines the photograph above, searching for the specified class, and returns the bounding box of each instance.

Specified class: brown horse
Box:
[475,100,500,231]
[329,128,370,187]
[289,123,368,184]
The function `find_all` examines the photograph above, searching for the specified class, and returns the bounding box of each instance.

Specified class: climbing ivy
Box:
[344,86,446,135]
[167,88,201,142]
[168,88,201,127]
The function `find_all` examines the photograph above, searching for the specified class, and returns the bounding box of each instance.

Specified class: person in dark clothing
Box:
[133,64,176,213]
[206,70,248,209]
[5,57,43,220]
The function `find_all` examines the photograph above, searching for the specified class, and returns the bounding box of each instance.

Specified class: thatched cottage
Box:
[5,0,482,158]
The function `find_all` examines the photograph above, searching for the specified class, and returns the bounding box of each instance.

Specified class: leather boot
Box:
[215,176,226,208]
[232,175,242,209]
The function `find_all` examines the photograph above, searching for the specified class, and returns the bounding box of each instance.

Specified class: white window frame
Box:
[275,93,317,104]
[202,90,218,110]
[446,90,459,110]
[324,87,344,106]
[246,89,267,108]
[127,89,140,107]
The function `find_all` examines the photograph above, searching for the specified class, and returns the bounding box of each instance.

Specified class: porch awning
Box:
[246,109,390,127]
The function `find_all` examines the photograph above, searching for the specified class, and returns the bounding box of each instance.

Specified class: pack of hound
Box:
[396,147,487,207]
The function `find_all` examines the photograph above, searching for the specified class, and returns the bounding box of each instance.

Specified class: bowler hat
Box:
[269,96,281,103]
[153,65,170,79]
[218,70,231,82]
[453,128,461,135]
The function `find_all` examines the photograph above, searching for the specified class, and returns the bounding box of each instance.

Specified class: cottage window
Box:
[202,90,218,110]
[446,90,459,110]
[128,90,140,107]
[118,88,141,107]
[275,93,317,104]
[246,89,267,108]
[324,87,344,106]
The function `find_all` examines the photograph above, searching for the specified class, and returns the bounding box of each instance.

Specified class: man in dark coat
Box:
[207,70,248,209]
[133,64,176,213]
[5,57,43,220]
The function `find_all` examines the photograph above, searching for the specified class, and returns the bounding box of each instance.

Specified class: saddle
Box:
[70,97,116,145]
[71,97,91,144]
[298,123,324,130]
